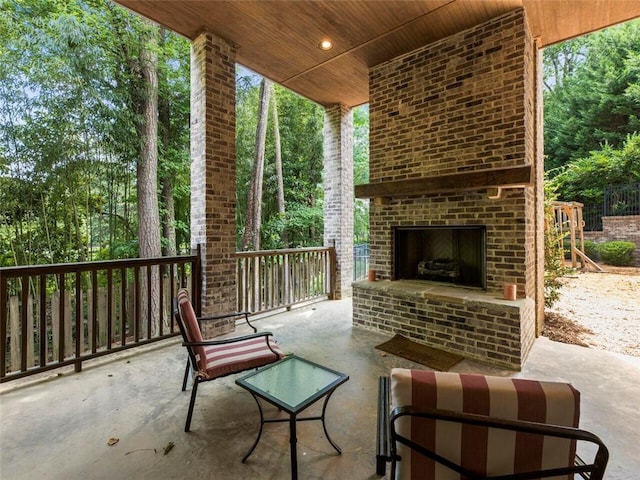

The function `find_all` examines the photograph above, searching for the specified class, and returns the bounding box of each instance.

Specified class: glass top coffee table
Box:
[235,355,349,480]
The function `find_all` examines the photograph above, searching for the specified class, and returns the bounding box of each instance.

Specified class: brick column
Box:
[190,32,236,335]
[323,104,354,299]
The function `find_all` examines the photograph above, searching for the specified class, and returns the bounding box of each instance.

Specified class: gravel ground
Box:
[544,265,640,357]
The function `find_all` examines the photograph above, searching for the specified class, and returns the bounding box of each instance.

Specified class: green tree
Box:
[549,133,640,205]
[236,71,325,250]
[0,0,191,266]
[1,0,113,264]
[544,20,640,173]
[158,28,191,255]
[353,105,369,244]
[242,77,271,251]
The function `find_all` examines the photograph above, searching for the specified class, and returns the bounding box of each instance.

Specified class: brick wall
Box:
[369,9,531,181]
[584,215,640,265]
[353,8,538,369]
[323,105,354,298]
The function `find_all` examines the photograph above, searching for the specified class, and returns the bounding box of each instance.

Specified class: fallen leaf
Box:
[107,437,119,446]
[163,441,175,455]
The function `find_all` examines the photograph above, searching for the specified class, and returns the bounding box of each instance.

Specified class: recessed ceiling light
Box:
[319,39,333,51]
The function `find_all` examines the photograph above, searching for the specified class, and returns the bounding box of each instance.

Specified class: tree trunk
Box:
[270,84,287,246]
[242,77,271,251]
[136,21,161,336]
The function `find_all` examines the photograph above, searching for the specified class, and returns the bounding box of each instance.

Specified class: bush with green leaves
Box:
[548,133,640,206]
[582,240,601,261]
[598,241,636,266]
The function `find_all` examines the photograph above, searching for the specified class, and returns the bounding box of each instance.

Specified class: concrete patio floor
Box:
[1,298,639,479]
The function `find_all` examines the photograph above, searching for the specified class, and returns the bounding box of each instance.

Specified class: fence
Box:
[235,246,335,313]
[583,183,640,231]
[1,255,199,383]
[353,243,370,280]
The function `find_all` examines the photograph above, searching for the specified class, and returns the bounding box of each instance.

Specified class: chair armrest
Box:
[183,331,281,358]
[183,331,275,347]
[390,406,609,480]
[376,376,392,476]
[198,311,257,333]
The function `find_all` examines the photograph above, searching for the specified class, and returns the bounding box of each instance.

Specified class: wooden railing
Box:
[235,246,335,314]
[0,245,335,383]
[0,254,200,383]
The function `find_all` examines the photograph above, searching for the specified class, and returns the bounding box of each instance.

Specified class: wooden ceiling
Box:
[113,0,640,107]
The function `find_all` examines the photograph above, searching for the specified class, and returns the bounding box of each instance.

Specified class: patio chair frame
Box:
[174,290,283,432]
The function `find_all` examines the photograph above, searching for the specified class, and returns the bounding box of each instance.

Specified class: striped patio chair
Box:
[174,288,284,432]
[378,369,608,480]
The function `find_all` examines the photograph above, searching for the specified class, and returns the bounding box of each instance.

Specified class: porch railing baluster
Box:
[120,267,127,347]
[0,276,6,379]
[1,254,199,383]
[75,271,81,371]
[91,271,98,354]
[107,268,113,351]
[59,274,65,363]
[234,246,335,316]
[20,276,28,372]
[39,274,47,370]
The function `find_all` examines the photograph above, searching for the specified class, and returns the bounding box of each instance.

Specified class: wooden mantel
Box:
[354,165,532,199]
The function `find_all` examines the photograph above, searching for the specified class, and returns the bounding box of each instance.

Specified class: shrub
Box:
[582,240,601,261]
[598,241,636,266]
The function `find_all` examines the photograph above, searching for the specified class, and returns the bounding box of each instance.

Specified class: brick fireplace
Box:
[353,8,543,369]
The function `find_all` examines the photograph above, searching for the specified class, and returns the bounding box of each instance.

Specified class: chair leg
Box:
[182,361,190,391]
[185,378,199,432]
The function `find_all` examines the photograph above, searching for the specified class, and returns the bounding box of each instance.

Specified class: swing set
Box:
[551,201,603,272]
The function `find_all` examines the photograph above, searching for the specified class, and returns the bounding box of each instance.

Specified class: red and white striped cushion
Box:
[177,289,206,365]
[201,337,284,379]
[177,289,283,377]
[391,369,580,480]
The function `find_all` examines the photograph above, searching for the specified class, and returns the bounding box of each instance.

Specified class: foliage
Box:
[2,2,359,265]
[353,105,370,244]
[0,0,190,266]
[236,70,326,250]
[548,133,640,205]
[543,20,640,173]
[543,181,572,308]
[582,240,601,261]
[598,241,636,266]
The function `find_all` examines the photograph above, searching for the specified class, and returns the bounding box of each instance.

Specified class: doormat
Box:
[375,334,463,371]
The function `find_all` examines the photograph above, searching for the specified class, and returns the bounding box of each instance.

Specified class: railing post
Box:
[329,240,337,300]
[284,253,290,307]
[193,244,202,317]
[0,275,7,380]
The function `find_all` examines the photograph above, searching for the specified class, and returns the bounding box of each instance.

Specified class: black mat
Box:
[375,334,463,371]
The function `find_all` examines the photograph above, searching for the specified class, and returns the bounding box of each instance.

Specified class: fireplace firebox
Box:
[394,226,486,289]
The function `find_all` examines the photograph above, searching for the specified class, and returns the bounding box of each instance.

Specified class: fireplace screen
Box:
[394,226,486,289]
